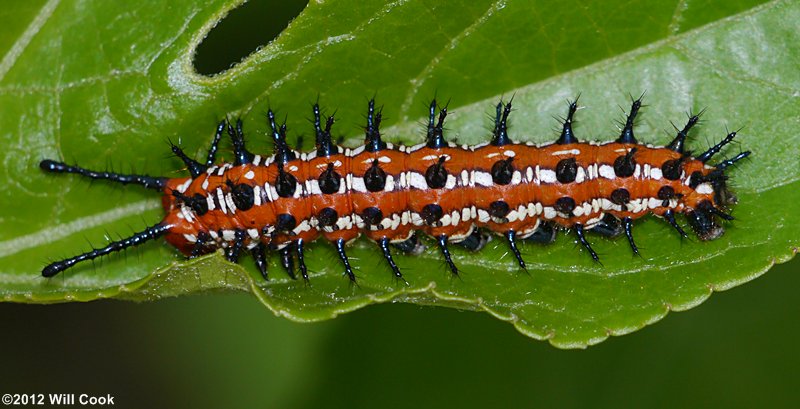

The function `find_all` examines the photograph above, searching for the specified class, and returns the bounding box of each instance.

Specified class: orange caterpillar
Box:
[40,96,749,282]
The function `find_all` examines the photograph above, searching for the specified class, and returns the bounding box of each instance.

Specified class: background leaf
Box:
[0,0,797,348]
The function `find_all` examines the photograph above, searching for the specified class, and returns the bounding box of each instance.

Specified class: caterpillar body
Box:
[39,96,750,282]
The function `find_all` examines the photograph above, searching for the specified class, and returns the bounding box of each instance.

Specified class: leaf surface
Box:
[0,0,797,347]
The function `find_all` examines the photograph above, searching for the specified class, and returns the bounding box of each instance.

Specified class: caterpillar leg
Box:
[392,233,426,255]
[457,228,490,252]
[225,229,246,263]
[685,201,730,241]
[525,222,557,244]
[590,214,623,237]
[190,231,211,258]
[42,223,171,277]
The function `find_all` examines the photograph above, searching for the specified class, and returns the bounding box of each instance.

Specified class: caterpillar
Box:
[39,96,750,283]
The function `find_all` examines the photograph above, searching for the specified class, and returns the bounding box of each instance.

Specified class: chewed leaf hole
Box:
[194,0,309,76]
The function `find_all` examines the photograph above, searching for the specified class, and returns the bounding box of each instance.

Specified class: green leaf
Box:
[1,0,797,348]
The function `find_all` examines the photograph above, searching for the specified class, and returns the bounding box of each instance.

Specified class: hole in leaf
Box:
[194,0,309,76]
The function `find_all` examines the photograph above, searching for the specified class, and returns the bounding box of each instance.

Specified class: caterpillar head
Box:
[684,168,738,241]
[686,201,725,241]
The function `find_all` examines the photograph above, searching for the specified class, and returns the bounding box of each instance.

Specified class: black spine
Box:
[170,143,206,178]
[437,235,459,276]
[227,119,254,165]
[426,99,448,149]
[505,230,527,272]
[574,224,599,262]
[617,95,643,144]
[556,98,579,145]
[251,243,269,281]
[39,160,167,191]
[42,223,170,277]
[364,99,386,152]
[491,100,512,146]
[667,111,702,153]
[379,238,407,284]
[268,109,296,164]
[206,120,226,167]
[335,238,356,282]
[622,217,639,255]
[279,244,297,280]
[697,131,736,163]
[313,103,338,156]
[296,239,309,282]
[663,210,688,238]
[715,151,751,170]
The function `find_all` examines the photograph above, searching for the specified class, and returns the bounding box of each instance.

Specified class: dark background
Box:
[3,1,798,407]
[2,259,799,408]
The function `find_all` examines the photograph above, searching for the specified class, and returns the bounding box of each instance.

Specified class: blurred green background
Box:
[2,0,798,407]
[2,258,799,408]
